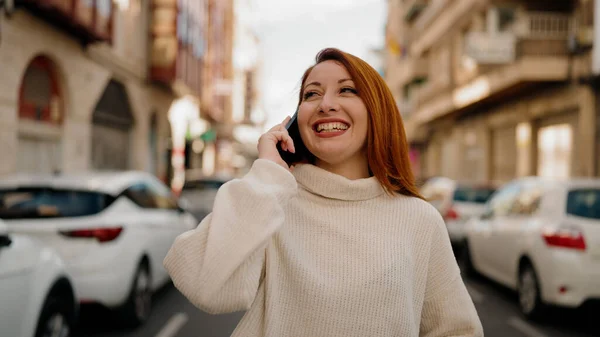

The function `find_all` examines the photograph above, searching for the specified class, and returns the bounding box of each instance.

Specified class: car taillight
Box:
[444,207,459,220]
[60,227,123,243]
[542,226,586,251]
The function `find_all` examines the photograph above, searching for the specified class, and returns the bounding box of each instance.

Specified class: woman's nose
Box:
[318,92,340,113]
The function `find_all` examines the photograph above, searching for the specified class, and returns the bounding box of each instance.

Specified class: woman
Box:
[164,48,483,337]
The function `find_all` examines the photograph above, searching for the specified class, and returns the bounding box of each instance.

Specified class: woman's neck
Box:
[315,155,370,180]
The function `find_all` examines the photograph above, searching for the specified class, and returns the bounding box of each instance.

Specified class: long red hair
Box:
[298,48,423,199]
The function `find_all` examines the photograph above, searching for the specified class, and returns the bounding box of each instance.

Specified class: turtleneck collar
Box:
[292,163,385,201]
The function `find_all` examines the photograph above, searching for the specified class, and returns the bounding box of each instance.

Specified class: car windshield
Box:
[452,187,496,204]
[0,188,115,219]
[566,188,600,220]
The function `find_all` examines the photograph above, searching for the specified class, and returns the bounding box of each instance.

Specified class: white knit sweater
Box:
[164,159,484,337]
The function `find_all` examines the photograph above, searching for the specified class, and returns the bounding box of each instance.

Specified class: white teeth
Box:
[316,122,349,132]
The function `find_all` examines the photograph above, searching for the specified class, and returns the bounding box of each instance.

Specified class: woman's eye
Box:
[341,87,358,94]
[303,91,317,100]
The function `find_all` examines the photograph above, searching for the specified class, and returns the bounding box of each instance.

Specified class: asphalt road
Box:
[72,273,599,337]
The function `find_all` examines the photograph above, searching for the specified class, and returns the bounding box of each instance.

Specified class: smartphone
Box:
[277,109,310,166]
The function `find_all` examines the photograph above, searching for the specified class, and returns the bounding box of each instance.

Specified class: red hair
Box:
[298,48,423,199]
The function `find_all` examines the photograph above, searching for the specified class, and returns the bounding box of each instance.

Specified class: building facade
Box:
[0,0,244,191]
[0,1,182,183]
[183,0,265,179]
[386,0,598,186]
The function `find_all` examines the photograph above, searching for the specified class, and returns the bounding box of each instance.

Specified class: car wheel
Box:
[518,263,545,320]
[35,295,73,337]
[121,261,152,327]
[458,241,478,278]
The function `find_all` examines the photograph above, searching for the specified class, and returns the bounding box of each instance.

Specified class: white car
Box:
[181,177,230,219]
[461,177,600,319]
[420,177,496,245]
[0,171,198,326]
[0,219,78,337]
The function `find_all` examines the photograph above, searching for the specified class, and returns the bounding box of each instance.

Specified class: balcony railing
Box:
[21,0,113,43]
[513,12,575,39]
[150,0,206,99]
[406,10,577,126]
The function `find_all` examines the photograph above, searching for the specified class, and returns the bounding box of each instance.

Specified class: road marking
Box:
[155,312,189,337]
[507,316,548,337]
[466,284,485,303]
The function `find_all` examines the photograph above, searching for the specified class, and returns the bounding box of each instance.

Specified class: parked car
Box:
[420,177,496,246]
[461,177,600,320]
[0,171,198,327]
[0,218,78,337]
[181,176,231,220]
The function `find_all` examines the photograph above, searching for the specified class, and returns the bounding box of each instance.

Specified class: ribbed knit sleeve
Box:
[419,209,484,337]
[163,159,297,314]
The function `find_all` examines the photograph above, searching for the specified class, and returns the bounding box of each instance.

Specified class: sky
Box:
[249,0,387,130]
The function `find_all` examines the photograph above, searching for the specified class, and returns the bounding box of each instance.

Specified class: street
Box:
[73,272,599,337]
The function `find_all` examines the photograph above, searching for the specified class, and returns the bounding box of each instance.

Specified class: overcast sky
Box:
[249,0,386,130]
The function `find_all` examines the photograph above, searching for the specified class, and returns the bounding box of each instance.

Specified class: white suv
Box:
[0,219,78,337]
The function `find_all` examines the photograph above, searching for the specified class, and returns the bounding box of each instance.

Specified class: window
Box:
[19,56,62,124]
[512,183,544,215]
[566,189,600,220]
[0,188,115,219]
[146,179,179,210]
[538,124,572,179]
[453,187,496,204]
[487,182,521,217]
[125,181,179,210]
[498,7,516,32]
[125,183,157,208]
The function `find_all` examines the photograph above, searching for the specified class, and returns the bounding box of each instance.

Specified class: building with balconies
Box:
[0,0,194,183]
[0,0,235,191]
[385,0,597,185]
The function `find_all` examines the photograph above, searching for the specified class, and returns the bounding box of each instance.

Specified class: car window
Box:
[125,181,179,210]
[183,179,227,191]
[0,188,115,219]
[452,187,496,204]
[487,182,521,217]
[125,183,157,208]
[146,179,179,210]
[566,188,600,220]
[512,183,544,216]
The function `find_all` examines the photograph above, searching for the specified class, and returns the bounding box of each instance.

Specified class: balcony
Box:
[21,0,113,44]
[150,0,205,99]
[410,0,481,56]
[408,11,576,131]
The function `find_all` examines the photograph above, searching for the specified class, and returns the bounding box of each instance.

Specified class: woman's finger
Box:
[285,135,295,153]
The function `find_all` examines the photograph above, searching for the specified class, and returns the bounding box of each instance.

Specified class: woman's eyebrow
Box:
[305,79,353,88]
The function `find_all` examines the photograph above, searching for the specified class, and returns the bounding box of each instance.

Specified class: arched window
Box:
[18,55,63,125]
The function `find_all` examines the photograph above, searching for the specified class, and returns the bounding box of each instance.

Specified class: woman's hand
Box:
[257,116,296,171]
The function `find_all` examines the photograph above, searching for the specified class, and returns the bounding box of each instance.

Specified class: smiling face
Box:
[297,60,369,170]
